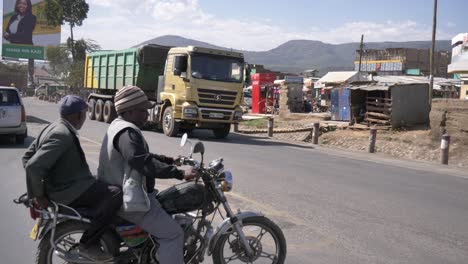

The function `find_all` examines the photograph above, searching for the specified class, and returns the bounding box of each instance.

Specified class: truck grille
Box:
[198,88,237,106]
[200,109,232,120]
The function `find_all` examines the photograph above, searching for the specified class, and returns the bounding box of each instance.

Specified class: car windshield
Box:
[191,53,244,83]
[0,89,20,106]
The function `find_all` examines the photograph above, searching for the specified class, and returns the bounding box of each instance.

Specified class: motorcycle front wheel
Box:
[212,216,287,264]
[35,221,120,264]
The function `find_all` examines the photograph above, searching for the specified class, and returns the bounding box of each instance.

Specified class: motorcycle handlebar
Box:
[180,156,200,168]
[13,193,31,207]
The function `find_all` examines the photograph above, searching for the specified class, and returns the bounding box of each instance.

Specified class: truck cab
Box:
[158,46,245,137]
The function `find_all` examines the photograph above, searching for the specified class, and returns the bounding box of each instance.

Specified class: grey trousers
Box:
[120,196,184,264]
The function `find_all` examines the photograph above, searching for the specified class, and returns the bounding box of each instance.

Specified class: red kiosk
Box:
[251,73,276,114]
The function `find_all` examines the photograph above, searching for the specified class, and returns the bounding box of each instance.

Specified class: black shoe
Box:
[77,244,113,262]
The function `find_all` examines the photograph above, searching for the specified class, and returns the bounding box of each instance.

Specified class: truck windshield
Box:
[191,53,244,83]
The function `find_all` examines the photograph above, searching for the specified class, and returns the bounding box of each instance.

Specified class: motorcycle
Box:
[14,134,287,264]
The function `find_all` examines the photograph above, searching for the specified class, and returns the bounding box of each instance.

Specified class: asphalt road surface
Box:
[1,97,467,263]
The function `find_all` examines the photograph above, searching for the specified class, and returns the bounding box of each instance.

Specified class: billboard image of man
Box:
[4,0,37,45]
[2,0,60,59]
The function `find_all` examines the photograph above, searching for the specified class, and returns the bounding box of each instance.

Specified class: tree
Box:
[46,39,101,90]
[45,44,71,76]
[70,38,101,61]
[45,0,89,61]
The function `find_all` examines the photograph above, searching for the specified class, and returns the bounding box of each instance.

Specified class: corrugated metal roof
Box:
[318,71,360,84]
[373,76,460,90]
[348,85,389,91]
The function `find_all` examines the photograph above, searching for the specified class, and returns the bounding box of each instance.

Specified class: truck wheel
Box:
[213,124,231,139]
[95,99,104,122]
[88,98,96,120]
[103,101,117,124]
[162,106,179,137]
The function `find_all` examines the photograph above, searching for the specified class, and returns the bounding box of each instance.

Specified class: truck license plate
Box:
[209,113,224,119]
[29,219,41,241]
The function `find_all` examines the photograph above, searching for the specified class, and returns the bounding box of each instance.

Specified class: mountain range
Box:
[135,35,452,75]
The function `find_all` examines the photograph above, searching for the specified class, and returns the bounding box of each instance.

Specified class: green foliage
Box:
[0,62,28,74]
[45,0,89,27]
[46,44,71,76]
[45,0,89,61]
[243,119,268,128]
[70,39,101,61]
[66,61,85,90]
[46,39,100,89]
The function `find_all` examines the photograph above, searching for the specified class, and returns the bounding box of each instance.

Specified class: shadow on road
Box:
[26,116,51,124]
[0,136,35,149]
[185,129,314,149]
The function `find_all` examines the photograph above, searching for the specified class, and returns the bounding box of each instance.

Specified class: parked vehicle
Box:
[85,45,245,138]
[0,86,27,144]
[34,84,68,102]
[14,134,287,264]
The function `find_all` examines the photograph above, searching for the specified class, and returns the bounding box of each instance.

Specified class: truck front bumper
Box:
[182,106,243,123]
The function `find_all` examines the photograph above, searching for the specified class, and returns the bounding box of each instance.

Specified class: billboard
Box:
[2,0,61,59]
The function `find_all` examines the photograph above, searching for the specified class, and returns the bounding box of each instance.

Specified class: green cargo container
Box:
[84,45,170,94]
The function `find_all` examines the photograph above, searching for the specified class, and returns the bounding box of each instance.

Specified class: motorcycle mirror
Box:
[180,133,188,147]
[192,141,205,155]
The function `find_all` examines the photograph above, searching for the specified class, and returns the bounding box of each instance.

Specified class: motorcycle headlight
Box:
[220,171,233,192]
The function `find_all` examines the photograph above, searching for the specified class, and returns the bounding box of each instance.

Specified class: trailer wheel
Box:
[162,106,179,137]
[103,101,117,124]
[88,98,96,120]
[95,99,104,122]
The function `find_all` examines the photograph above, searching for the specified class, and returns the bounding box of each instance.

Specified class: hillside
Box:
[135,35,452,74]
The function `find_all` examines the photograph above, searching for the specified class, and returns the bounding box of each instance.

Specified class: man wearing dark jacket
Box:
[22,95,122,262]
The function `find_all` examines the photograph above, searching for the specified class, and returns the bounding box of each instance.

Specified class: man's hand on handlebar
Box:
[173,156,183,166]
[182,167,197,181]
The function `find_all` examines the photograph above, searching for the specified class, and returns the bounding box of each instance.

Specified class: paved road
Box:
[1,97,468,263]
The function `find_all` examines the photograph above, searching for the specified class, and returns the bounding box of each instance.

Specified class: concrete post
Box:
[312,122,320,144]
[233,123,239,132]
[369,127,377,153]
[268,117,274,137]
[440,133,450,165]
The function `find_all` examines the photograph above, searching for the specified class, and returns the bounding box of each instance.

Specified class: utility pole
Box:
[429,0,438,107]
[28,59,35,88]
[358,34,365,72]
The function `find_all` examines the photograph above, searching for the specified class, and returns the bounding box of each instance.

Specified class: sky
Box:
[4,0,468,51]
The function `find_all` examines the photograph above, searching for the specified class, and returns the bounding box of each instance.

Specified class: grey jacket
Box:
[22,119,95,205]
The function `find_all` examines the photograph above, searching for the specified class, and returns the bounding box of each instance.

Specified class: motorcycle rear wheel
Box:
[212,216,287,264]
[35,221,120,264]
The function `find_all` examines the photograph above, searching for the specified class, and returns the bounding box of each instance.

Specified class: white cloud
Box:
[446,22,456,28]
[68,1,455,51]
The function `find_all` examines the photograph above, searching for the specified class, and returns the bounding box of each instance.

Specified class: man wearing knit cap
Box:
[98,85,196,264]
[22,95,123,262]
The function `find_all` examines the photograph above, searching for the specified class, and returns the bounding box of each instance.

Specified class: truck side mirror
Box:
[173,56,187,76]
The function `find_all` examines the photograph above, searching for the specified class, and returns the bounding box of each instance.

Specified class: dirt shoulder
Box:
[239,99,468,168]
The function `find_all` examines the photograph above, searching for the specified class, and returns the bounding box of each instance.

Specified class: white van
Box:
[0,87,27,144]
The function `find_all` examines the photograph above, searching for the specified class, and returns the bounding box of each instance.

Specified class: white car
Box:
[0,86,27,144]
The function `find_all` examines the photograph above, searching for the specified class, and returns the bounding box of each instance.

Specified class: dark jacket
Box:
[5,13,37,45]
[22,119,96,205]
[114,127,185,193]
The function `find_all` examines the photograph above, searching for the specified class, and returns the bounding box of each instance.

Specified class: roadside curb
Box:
[231,131,468,179]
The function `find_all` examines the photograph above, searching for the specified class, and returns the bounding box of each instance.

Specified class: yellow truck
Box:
[84,45,245,138]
